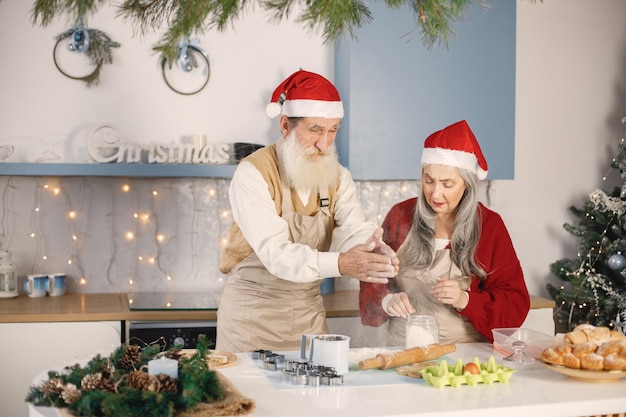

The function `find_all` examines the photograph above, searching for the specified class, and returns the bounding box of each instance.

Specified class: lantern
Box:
[0,249,18,298]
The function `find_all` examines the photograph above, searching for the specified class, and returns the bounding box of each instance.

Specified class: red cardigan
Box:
[359,198,530,342]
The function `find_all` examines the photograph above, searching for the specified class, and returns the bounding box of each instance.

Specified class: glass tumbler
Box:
[405,314,439,348]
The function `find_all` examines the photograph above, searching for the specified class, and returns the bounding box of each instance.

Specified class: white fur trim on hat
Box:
[421,147,481,176]
[282,99,344,119]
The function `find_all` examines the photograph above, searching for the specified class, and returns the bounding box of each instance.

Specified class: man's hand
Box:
[338,228,399,284]
[364,227,400,275]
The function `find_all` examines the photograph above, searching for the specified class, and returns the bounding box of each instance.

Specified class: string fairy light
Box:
[1,174,418,294]
[147,178,172,281]
[0,176,16,249]
[28,180,48,273]
[59,176,87,288]
[185,178,201,281]
[217,178,233,284]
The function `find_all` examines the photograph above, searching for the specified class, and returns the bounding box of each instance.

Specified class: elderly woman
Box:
[359,120,530,345]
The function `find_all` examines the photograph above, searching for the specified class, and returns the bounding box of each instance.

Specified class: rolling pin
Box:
[358,343,456,370]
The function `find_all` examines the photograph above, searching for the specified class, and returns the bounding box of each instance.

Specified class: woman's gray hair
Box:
[398,167,487,280]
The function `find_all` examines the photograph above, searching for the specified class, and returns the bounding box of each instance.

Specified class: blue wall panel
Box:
[335,0,516,180]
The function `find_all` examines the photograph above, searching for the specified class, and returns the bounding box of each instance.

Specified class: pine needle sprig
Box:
[298,0,373,44]
[118,0,250,63]
[408,0,484,49]
[31,0,108,26]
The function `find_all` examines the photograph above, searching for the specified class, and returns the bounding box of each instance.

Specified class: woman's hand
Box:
[431,277,469,310]
[386,292,415,318]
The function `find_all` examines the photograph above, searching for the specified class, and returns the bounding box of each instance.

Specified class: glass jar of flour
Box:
[405,314,439,348]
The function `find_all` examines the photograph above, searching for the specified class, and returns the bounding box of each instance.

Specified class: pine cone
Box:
[163,348,184,362]
[156,373,179,393]
[118,344,142,370]
[98,373,117,393]
[81,373,102,391]
[127,370,160,392]
[60,383,81,405]
[40,378,64,395]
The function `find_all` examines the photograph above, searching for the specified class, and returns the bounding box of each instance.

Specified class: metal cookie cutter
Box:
[281,361,344,386]
[263,354,285,371]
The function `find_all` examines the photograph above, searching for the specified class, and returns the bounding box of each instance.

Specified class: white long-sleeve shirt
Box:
[228,160,377,283]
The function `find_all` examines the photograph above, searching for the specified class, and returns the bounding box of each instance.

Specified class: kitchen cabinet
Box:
[0,321,121,417]
[334,0,516,180]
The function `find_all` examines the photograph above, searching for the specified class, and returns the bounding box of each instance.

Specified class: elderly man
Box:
[216,70,398,352]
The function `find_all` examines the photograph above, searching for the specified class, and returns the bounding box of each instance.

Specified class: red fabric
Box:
[269,70,340,103]
[359,198,531,342]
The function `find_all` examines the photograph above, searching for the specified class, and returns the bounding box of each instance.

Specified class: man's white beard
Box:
[279,131,341,191]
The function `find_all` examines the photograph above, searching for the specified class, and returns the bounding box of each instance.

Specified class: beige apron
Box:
[216,181,332,352]
[386,240,483,346]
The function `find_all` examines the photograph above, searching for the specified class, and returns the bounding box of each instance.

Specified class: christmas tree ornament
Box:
[607,253,626,271]
[160,37,210,95]
[68,20,89,53]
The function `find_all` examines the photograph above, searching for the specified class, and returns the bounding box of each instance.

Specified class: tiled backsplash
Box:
[0,176,419,294]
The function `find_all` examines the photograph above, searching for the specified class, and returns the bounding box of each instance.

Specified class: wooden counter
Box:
[0,293,217,323]
[0,291,554,323]
[0,293,128,322]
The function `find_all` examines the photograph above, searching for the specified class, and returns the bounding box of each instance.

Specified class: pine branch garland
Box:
[25,335,224,417]
[31,0,110,26]
[31,0,490,64]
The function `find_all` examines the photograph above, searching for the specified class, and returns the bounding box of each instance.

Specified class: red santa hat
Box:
[421,120,489,180]
[266,70,344,119]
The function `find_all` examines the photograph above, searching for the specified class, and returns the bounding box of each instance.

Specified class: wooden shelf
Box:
[0,163,237,178]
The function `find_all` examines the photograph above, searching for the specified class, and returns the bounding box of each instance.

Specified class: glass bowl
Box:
[492,327,554,359]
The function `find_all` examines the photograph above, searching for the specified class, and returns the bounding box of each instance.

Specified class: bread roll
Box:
[572,342,597,358]
[563,353,581,369]
[564,330,588,344]
[541,346,566,365]
[541,324,626,371]
[596,340,626,357]
[573,323,596,332]
[554,343,573,356]
[589,326,611,343]
[603,353,626,371]
[580,353,604,371]
[609,330,626,341]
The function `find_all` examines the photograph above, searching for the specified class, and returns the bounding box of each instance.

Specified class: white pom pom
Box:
[266,102,282,119]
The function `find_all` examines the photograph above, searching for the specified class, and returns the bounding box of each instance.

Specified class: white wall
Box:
[0,0,332,160]
[0,0,625,298]
[503,0,626,296]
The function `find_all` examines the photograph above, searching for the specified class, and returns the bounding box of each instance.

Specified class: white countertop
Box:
[29,343,626,417]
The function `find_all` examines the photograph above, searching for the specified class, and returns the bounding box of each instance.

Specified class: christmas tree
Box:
[548,118,626,335]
